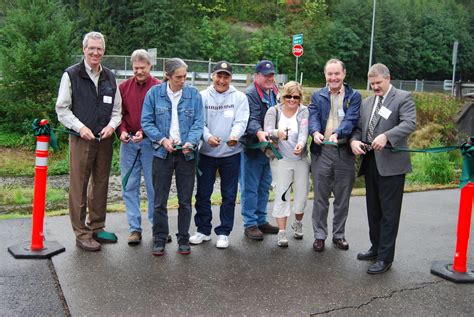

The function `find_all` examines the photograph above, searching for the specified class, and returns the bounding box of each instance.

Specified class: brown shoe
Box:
[128,231,142,245]
[258,222,279,234]
[244,226,264,240]
[332,238,349,250]
[313,239,325,252]
[76,238,101,251]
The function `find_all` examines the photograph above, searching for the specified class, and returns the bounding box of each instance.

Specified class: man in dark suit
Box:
[350,63,416,274]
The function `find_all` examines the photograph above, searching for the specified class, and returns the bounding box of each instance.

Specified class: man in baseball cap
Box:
[190,61,249,249]
[240,59,279,240]
[212,61,233,75]
[255,60,275,75]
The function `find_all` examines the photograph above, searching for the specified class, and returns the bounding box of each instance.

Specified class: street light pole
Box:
[367,0,376,91]
[451,41,459,97]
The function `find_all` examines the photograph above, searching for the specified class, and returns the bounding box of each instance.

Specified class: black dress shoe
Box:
[367,260,392,274]
[357,250,378,261]
[332,238,349,250]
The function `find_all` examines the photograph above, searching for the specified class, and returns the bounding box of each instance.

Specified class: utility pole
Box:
[367,0,376,91]
[451,41,459,97]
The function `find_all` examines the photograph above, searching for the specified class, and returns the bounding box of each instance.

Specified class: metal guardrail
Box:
[114,70,252,86]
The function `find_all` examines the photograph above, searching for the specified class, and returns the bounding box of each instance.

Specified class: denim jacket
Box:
[308,83,361,155]
[141,82,204,160]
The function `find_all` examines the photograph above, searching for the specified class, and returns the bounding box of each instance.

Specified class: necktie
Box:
[367,96,383,144]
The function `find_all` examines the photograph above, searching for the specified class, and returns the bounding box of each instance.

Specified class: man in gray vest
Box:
[56,31,122,251]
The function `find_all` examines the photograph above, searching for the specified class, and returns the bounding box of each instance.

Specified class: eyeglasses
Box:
[283,95,301,100]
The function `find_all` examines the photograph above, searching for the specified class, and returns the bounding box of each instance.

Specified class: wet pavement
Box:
[1,189,474,316]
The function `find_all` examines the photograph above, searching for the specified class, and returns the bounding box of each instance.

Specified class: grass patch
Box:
[0,148,35,176]
[0,135,122,177]
[0,181,458,221]
[0,186,67,206]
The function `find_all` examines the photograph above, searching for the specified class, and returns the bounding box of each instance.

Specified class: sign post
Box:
[292,34,304,81]
[292,44,304,81]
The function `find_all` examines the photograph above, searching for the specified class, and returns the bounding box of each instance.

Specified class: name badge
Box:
[103,96,112,104]
[223,110,234,118]
[378,106,392,120]
[338,108,345,117]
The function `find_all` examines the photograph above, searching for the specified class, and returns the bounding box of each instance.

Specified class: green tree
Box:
[246,22,291,72]
[327,0,474,81]
[373,0,412,79]
[0,0,74,132]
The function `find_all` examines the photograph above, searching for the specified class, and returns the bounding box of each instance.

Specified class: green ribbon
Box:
[121,149,141,190]
[174,144,194,151]
[364,138,474,188]
[174,144,202,176]
[52,128,102,142]
[245,141,283,160]
[459,137,474,189]
[321,141,338,146]
[385,143,470,188]
[321,140,341,157]
[32,119,59,151]
[388,145,460,153]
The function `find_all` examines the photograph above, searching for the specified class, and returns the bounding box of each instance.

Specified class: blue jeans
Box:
[152,152,195,244]
[120,138,154,233]
[194,152,241,236]
[239,151,272,228]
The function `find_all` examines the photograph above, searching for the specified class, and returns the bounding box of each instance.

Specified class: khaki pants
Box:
[69,135,113,240]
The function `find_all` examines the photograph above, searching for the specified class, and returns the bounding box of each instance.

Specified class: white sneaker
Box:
[216,235,229,249]
[277,230,288,247]
[189,232,211,245]
[291,220,303,239]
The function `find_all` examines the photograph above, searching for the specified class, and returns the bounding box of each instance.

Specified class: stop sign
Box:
[292,44,303,57]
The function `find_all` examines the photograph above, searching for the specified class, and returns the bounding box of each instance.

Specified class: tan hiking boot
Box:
[128,231,142,245]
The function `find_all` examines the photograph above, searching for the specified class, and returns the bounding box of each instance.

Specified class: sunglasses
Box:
[283,95,301,100]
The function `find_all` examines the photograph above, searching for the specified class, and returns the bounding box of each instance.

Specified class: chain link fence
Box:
[74,55,289,87]
[391,79,447,93]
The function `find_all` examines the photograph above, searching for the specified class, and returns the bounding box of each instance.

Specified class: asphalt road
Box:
[1,189,474,316]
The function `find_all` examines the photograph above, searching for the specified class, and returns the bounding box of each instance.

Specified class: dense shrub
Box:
[407,139,462,185]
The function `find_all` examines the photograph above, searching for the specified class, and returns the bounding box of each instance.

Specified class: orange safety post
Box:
[8,119,65,259]
[30,134,50,250]
[431,182,474,283]
[452,182,474,272]
[431,137,474,282]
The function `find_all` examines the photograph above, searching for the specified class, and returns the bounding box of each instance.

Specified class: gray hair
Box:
[165,58,188,77]
[82,31,105,49]
[130,49,151,64]
[324,58,345,73]
[368,63,390,78]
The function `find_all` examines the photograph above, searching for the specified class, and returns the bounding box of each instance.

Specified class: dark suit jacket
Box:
[351,86,416,177]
